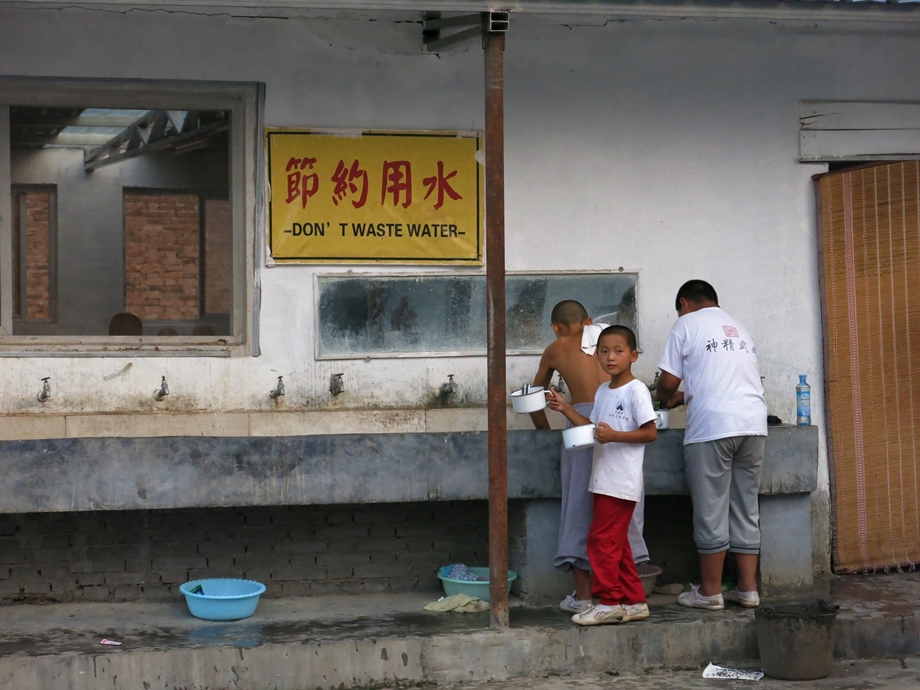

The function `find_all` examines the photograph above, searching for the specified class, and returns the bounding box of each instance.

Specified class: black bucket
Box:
[754,601,839,680]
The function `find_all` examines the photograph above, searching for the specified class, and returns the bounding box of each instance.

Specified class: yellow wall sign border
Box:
[266,129,484,265]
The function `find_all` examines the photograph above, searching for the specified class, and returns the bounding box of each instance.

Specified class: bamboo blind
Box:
[818,161,920,573]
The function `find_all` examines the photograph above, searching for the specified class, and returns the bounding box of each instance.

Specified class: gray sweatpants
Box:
[684,435,765,555]
[554,402,649,573]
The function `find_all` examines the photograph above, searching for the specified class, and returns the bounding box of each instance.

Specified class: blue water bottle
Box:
[796,375,811,426]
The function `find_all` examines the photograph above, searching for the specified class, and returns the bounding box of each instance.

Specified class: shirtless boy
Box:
[530,300,650,613]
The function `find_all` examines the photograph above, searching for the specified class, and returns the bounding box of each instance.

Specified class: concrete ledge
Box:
[646,425,818,495]
[0,618,758,690]
[0,408,548,441]
[0,426,817,513]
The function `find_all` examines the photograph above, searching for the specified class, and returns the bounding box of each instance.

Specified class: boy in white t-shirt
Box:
[547,325,657,625]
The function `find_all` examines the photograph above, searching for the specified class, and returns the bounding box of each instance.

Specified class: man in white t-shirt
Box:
[655,280,767,611]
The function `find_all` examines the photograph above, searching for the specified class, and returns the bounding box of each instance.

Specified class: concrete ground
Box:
[441,658,920,689]
[0,572,918,689]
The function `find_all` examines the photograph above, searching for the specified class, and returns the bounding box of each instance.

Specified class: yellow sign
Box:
[267,130,483,264]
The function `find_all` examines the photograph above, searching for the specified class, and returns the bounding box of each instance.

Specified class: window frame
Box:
[0,77,264,357]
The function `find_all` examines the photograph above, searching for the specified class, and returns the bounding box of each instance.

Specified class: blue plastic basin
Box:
[437,566,517,603]
[179,578,266,621]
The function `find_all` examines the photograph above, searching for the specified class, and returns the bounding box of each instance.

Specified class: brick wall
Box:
[11,189,52,321]
[203,198,231,315]
[0,502,489,603]
[11,192,19,316]
[124,192,201,321]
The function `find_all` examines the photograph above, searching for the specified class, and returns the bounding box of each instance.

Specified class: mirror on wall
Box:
[317,272,639,357]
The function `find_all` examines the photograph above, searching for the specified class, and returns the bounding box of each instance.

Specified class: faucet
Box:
[552,374,566,395]
[37,377,51,403]
[439,374,458,405]
[154,376,169,401]
[270,376,285,399]
[330,373,345,397]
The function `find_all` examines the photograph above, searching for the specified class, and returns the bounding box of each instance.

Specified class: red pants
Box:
[589,493,647,606]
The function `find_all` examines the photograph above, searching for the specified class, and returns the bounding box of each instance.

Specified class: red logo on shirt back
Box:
[722,325,740,338]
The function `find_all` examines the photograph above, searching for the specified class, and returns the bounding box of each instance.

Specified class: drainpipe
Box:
[482,11,509,629]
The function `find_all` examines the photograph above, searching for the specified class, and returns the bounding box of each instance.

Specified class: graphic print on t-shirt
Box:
[704,332,755,355]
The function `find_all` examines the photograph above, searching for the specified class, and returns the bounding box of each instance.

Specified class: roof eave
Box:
[4,0,920,24]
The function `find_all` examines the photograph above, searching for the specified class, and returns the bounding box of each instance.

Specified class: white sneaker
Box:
[572,604,626,625]
[622,602,650,621]
[559,591,593,613]
[724,588,760,608]
[677,584,725,611]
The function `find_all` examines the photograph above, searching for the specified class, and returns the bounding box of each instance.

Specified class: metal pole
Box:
[482,12,509,629]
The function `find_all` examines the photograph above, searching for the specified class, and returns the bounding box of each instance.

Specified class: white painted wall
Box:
[1,6,920,569]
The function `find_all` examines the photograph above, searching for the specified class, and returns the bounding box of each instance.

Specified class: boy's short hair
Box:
[550,300,588,326]
[598,324,637,351]
[675,280,719,312]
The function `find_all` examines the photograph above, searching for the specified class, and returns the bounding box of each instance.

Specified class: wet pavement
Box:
[0,570,916,658]
[0,590,750,657]
[0,571,917,689]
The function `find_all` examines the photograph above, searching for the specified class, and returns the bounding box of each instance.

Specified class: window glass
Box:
[9,105,231,336]
[123,191,230,336]
[11,186,55,323]
[317,273,638,357]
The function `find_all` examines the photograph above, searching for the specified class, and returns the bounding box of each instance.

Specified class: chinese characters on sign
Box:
[267,131,483,263]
